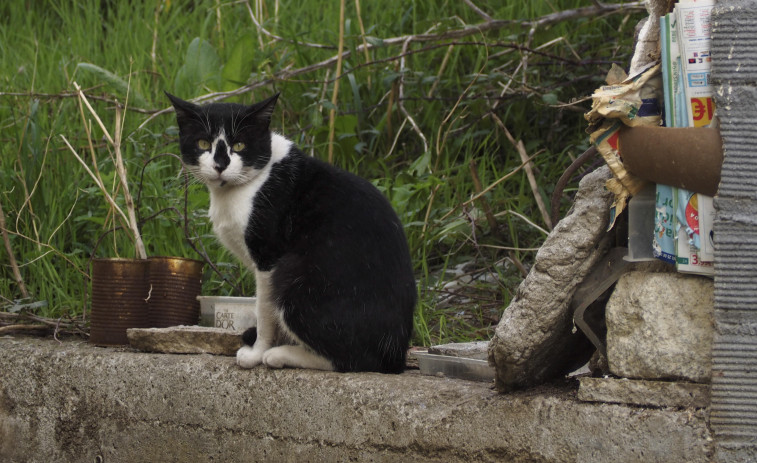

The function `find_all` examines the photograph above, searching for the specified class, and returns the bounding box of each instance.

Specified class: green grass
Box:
[0,0,642,344]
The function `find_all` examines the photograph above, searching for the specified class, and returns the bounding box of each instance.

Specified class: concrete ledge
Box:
[0,336,714,462]
[578,377,711,408]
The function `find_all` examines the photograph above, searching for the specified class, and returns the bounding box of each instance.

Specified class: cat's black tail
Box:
[241,327,257,346]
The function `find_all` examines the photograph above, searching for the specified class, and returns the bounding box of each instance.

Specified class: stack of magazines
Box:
[654,0,715,276]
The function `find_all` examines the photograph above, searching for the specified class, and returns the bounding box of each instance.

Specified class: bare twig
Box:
[354,0,372,88]
[327,0,347,164]
[112,104,147,259]
[494,209,550,236]
[463,0,494,22]
[0,324,49,334]
[242,0,335,50]
[427,44,454,98]
[550,145,598,226]
[0,200,29,298]
[151,1,162,81]
[0,91,155,113]
[72,82,147,259]
[469,159,500,236]
[397,37,429,154]
[441,150,544,222]
[61,135,130,227]
[0,311,88,337]
[136,1,643,132]
[491,113,553,230]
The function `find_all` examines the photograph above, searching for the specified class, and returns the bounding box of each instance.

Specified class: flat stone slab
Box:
[578,377,710,408]
[0,336,714,462]
[428,341,489,360]
[127,325,242,356]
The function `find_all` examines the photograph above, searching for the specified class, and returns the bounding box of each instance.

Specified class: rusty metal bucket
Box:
[90,258,150,346]
[147,256,204,328]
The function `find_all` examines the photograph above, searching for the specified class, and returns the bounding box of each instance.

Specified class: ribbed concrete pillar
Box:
[711,1,757,460]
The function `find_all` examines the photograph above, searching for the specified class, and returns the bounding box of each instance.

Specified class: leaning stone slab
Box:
[488,166,614,391]
[578,377,710,409]
[127,326,242,356]
[605,270,714,383]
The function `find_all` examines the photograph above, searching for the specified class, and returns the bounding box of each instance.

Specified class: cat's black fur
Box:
[167,92,416,373]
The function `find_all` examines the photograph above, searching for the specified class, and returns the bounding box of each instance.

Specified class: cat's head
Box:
[166,92,279,188]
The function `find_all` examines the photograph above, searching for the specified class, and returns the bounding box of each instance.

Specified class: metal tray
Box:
[415,351,495,382]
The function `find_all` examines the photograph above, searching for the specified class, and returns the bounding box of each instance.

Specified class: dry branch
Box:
[0,324,49,334]
[72,82,147,259]
[491,113,553,230]
[0,310,88,337]
[136,1,644,131]
[0,200,29,298]
[242,0,336,50]
[327,0,347,164]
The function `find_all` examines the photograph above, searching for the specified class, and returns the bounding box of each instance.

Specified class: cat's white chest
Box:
[208,182,259,270]
[204,133,292,271]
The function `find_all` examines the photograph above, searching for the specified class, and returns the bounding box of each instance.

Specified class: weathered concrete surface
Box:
[710,2,757,459]
[489,166,613,391]
[0,336,714,463]
[606,270,714,383]
[578,377,711,409]
[127,325,242,356]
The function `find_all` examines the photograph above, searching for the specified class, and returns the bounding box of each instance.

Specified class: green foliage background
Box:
[0,0,642,344]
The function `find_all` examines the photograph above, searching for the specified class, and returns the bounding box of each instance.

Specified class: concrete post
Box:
[710,1,757,460]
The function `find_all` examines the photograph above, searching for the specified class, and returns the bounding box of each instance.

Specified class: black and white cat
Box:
[167,92,416,373]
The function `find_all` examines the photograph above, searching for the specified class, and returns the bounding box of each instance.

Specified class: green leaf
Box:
[410,150,431,175]
[75,63,149,108]
[174,37,222,97]
[221,35,256,94]
[541,92,559,105]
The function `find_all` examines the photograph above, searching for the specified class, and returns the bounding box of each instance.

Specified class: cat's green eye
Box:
[197,139,211,150]
[232,142,246,152]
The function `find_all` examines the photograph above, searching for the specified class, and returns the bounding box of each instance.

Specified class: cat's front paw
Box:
[261,346,288,369]
[236,345,265,369]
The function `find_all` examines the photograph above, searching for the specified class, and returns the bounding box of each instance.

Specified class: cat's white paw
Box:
[236,345,265,369]
[262,345,334,371]
[261,346,288,369]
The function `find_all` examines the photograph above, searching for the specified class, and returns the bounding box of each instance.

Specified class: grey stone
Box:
[428,341,489,360]
[577,377,710,408]
[0,336,714,462]
[127,325,242,356]
[488,166,614,391]
[606,270,714,383]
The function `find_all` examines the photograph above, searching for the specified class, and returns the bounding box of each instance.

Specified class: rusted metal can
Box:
[90,258,150,346]
[147,256,204,328]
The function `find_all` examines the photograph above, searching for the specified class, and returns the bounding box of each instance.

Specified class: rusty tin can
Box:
[147,256,204,328]
[90,258,150,346]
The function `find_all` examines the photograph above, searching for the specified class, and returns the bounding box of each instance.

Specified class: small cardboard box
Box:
[197,296,256,332]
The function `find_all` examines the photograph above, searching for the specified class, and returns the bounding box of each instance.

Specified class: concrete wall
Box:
[711,1,757,461]
[0,337,713,462]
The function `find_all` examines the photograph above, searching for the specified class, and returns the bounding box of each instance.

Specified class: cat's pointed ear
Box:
[165,91,200,121]
[247,93,280,129]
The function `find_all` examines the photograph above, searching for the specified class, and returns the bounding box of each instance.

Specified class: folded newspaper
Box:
[657,0,715,276]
